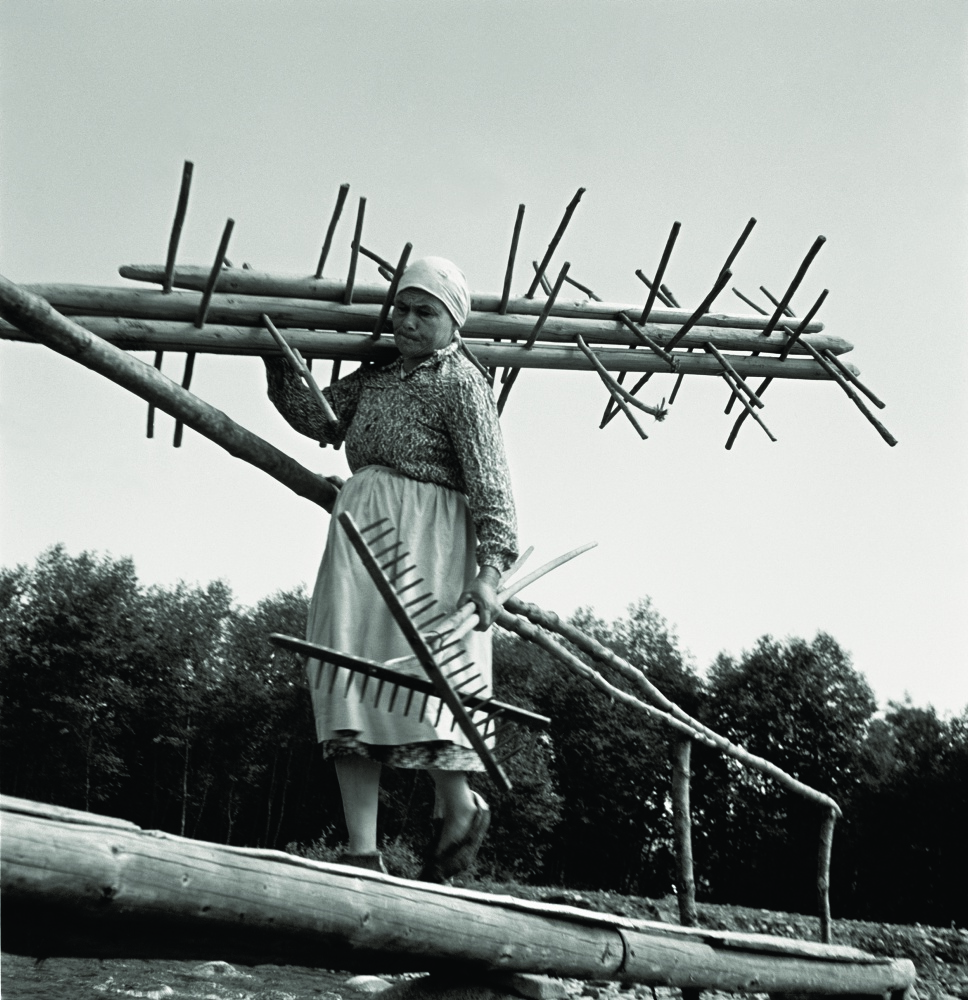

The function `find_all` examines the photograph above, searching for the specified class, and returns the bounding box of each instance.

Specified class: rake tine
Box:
[395,576,425,596]
[416,609,449,631]
[434,699,447,727]
[344,669,355,697]
[459,684,489,704]
[431,634,465,655]
[438,650,468,669]
[403,591,435,608]
[452,672,484,694]
[388,563,418,584]
[372,540,403,560]
[327,666,340,695]
[373,678,386,709]
[418,693,431,723]
[444,656,475,676]
[364,525,396,547]
[361,517,390,533]
[407,599,437,620]
[387,683,402,713]
[359,674,371,699]
[403,688,416,717]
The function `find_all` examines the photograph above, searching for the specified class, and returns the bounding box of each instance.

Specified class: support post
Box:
[818,806,837,945]
[672,736,699,929]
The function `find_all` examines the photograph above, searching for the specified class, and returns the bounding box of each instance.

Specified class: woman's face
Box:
[392,288,457,363]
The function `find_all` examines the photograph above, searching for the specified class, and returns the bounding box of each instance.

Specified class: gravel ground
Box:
[3,885,965,1000]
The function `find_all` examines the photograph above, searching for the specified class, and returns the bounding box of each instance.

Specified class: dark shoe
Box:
[419,793,490,883]
[340,851,388,874]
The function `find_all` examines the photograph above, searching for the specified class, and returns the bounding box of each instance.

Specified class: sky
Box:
[2,1,966,716]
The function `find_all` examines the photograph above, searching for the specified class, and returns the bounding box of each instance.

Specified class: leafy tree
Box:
[0,546,144,809]
[842,700,968,924]
[696,632,877,913]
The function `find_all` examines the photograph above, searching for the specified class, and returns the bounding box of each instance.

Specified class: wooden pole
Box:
[499,204,526,315]
[316,182,350,279]
[639,221,681,323]
[0,274,339,512]
[525,187,584,298]
[343,196,366,305]
[665,269,732,352]
[524,262,570,349]
[15,283,851,356]
[818,807,838,944]
[262,313,338,423]
[371,242,412,338]
[146,350,163,438]
[672,737,698,929]
[1,316,852,381]
[162,161,193,295]
[502,598,842,817]
[760,236,826,339]
[796,336,898,446]
[120,264,830,335]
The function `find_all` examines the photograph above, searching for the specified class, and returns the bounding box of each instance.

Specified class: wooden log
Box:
[0,317,853,381]
[0,274,339,513]
[7,283,853,356]
[118,265,828,334]
[1,796,916,996]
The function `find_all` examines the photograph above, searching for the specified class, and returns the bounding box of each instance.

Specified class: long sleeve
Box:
[263,357,362,446]
[441,368,518,572]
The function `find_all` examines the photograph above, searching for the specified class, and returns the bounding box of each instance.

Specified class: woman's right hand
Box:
[458,566,502,631]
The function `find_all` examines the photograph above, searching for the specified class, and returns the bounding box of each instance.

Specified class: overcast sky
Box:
[2,1,966,715]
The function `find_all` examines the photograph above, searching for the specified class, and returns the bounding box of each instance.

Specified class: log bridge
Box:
[1,795,916,999]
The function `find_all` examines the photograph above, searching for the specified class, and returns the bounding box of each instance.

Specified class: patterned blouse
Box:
[264,341,518,572]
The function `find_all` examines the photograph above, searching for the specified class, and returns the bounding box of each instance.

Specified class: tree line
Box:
[1,546,965,926]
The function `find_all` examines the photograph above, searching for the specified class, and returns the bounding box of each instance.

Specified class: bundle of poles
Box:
[0,163,895,448]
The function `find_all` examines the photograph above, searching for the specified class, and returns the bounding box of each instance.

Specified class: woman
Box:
[264,257,518,880]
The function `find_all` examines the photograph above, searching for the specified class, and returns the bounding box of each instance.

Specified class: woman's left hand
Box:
[458,566,502,631]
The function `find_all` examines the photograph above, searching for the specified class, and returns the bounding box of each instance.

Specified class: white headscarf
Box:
[396,256,471,329]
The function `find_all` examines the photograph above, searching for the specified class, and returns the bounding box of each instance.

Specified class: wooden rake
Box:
[272,512,594,791]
